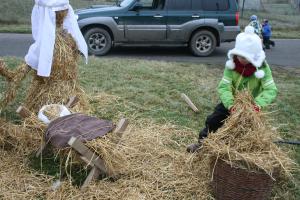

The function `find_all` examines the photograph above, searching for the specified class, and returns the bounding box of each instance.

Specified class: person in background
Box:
[262,19,275,49]
[248,15,262,36]
[186,26,278,153]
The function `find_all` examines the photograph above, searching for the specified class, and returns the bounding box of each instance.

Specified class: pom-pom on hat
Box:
[225,26,266,78]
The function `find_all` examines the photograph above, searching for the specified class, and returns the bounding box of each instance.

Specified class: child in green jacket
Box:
[187,26,278,153]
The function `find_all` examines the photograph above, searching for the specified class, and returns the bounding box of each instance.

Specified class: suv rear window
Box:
[202,0,229,11]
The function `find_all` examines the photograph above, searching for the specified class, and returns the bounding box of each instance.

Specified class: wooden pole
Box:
[181,93,199,113]
[81,167,101,189]
[16,106,33,118]
[68,136,112,176]
[111,118,129,144]
[65,96,79,108]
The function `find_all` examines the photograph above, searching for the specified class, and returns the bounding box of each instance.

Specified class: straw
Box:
[202,90,295,179]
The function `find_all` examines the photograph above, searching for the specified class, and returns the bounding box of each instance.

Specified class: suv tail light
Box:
[235,12,239,25]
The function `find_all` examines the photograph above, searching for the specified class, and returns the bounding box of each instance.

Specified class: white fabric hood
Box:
[25,0,88,77]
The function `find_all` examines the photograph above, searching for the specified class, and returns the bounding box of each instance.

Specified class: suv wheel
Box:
[189,30,217,57]
[84,27,112,56]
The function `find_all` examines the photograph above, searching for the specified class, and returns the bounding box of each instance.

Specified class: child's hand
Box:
[229,106,236,114]
[253,105,260,112]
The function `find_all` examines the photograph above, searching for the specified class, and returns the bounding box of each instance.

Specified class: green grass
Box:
[0,57,299,198]
[0,0,110,24]
[0,24,31,34]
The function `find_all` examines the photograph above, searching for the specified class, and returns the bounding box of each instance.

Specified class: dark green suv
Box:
[76,0,240,56]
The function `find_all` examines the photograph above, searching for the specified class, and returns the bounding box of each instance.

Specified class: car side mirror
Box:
[132,3,143,11]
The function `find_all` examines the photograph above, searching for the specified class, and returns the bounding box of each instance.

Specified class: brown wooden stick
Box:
[16,106,33,118]
[112,118,129,144]
[81,167,101,190]
[68,137,113,176]
[181,93,199,113]
[65,96,79,108]
[35,142,47,157]
[113,118,129,134]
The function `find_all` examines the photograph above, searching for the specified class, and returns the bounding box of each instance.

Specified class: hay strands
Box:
[181,93,199,113]
[0,59,14,81]
[68,118,129,189]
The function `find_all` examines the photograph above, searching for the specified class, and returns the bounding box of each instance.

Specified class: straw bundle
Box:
[202,90,295,178]
[85,134,129,175]
[22,27,89,113]
[0,118,41,153]
[0,63,31,110]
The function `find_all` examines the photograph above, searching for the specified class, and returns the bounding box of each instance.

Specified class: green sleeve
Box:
[254,62,278,108]
[217,68,234,109]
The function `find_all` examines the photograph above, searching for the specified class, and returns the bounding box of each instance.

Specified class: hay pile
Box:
[202,90,295,178]
[0,121,213,199]
[0,94,297,199]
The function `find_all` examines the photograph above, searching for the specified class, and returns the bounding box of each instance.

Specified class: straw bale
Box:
[202,90,295,179]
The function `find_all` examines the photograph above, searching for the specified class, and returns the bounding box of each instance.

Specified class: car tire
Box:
[189,30,217,57]
[84,27,112,56]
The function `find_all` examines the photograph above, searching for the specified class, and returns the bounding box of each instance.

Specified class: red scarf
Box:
[233,56,256,77]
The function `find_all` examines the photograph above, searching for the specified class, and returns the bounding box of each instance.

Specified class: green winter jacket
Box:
[217,61,278,109]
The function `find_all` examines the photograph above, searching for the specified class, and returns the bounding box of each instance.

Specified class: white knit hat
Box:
[25,0,88,77]
[225,26,266,78]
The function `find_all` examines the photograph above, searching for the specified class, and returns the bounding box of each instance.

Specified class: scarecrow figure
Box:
[0,0,88,113]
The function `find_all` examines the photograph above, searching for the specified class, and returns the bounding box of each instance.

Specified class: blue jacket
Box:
[262,23,272,37]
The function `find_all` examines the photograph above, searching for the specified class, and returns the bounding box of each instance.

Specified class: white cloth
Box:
[25,0,88,77]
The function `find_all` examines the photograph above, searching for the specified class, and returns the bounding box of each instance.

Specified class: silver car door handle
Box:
[154,15,163,18]
[192,15,200,18]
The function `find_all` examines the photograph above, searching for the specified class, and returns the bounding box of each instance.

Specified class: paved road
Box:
[0,33,299,67]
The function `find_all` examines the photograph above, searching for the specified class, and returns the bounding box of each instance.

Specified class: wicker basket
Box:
[211,159,275,200]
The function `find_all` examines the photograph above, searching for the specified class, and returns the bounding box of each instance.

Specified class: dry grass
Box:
[1,56,299,199]
[202,91,295,179]
[1,90,295,199]
[0,119,214,200]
